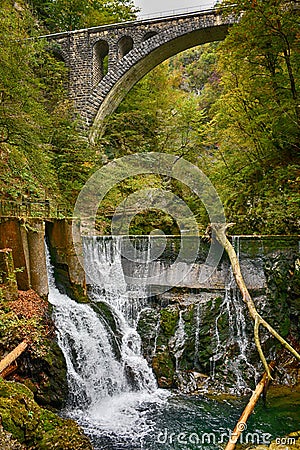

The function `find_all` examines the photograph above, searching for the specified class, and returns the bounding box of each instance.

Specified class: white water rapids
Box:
[46,235,265,448]
[46,239,168,448]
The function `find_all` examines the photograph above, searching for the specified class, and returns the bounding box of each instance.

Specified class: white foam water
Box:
[46,241,168,448]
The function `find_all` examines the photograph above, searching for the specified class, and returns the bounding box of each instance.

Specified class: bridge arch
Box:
[45,9,235,142]
[89,18,231,142]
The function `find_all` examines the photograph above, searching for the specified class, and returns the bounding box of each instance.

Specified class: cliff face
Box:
[136,237,300,393]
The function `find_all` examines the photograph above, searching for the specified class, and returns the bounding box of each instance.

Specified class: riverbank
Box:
[0,286,93,449]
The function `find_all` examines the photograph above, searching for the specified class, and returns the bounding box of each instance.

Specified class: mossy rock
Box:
[159,306,179,339]
[0,378,92,450]
[17,338,68,410]
[137,307,160,362]
[152,347,176,388]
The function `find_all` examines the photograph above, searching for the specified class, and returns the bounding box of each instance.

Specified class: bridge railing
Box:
[136,2,218,20]
[0,199,71,219]
[0,200,146,220]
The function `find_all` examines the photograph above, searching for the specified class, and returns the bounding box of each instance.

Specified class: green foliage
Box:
[0,1,99,211]
[204,0,300,233]
[29,0,138,32]
[0,2,59,202]
[1,0,298,234]
[97,63,209,233]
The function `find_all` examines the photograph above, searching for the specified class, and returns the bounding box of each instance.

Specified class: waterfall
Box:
[209,237,258,392]
[193,302,201,367]
[46,240,167,448]
[172,310,187,372]
[45,235,299,448]
[83,236,152,326]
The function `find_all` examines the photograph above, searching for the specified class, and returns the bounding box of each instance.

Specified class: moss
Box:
[72,283,89,303]
[0,378,92,449]
[159,306,179,339]
[152,347,176,388]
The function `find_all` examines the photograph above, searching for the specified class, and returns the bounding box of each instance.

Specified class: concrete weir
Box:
[45,219,87,302]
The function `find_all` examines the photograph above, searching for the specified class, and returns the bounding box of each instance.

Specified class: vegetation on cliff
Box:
[0,0,299,234]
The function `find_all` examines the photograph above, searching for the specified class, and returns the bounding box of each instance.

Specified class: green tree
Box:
[205,0,300,233]
[0,0,97,211]
[29,0,138,32]
[0,0,59,201]
[96,61,209,233]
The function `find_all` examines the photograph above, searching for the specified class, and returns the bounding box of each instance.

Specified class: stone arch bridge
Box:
[44,8,236,142]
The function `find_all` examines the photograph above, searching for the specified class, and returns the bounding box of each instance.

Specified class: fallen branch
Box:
[211,223,300,379]
[224,361,276,450]
[0,341,28,376]
[0,361,18,379]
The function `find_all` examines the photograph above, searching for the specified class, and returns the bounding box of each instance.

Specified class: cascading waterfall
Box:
[83,236,152,326]
[209,237,258,392]
[46,235,300,449]
[46,239,167,449]
[193,302,201,367]
[173,310,187,372]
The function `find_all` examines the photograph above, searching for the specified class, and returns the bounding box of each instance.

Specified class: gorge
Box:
[47,229,300,448]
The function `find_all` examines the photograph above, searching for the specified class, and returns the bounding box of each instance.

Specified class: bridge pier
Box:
[0,218,48,297]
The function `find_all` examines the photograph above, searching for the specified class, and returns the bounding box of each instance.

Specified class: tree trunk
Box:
[0,361,18,379]
[211,223,300,378]
[0,341,28,375]
[224,361,276,450]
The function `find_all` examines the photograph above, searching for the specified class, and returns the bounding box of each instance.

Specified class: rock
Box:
[0,378,93,450]
[137,247,300,394]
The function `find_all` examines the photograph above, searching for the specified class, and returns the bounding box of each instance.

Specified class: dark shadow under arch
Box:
[142,31,158,42]
[93,40,109,87]
[118,35,134,58]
